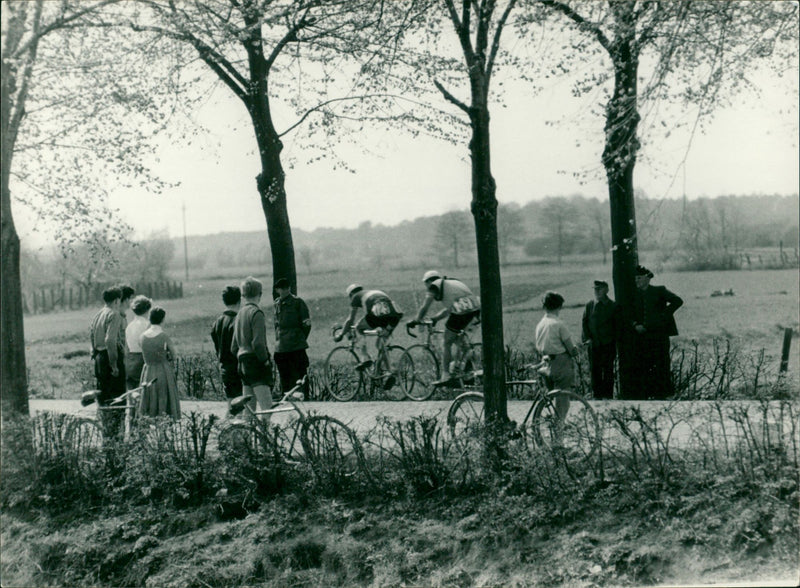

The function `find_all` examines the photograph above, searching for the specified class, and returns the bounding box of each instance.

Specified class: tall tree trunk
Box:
[604,18,641,400]
[251,114,296,295]
[1,57,30,417]
[244,5,297,296]
[469,98,508,424]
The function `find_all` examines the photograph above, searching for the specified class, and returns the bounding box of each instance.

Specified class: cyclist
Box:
[334,284,403,373]
[408,270,481,386]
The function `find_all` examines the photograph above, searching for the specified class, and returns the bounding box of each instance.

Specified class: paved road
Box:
[29,398,793,441]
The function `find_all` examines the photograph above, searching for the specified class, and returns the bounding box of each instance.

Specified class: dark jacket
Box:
[634,285,683,337]
[274,294,311,353]
[582,296,618,345]
[210,310,238,367]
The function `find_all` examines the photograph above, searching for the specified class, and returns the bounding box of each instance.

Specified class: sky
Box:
[13,49,799,249]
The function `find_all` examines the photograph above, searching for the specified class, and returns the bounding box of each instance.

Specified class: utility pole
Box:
[182,201,189,281]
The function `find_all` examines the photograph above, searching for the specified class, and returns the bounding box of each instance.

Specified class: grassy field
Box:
[23,263,799,398]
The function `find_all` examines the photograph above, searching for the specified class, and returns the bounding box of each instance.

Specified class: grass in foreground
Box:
[1,401,798,587]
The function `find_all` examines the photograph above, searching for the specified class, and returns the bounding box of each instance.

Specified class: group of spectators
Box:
[89,285,180,438]
[89,265,682,434]
[210,276,311,417]
[542,264,683,400]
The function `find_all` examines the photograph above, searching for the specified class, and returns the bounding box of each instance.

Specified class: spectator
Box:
[632,265,683,400]
[582,280,618,399]
[125,295,152,391]
[211,286,243,415]
[534,291,579,421]
[231,276,274,418]
[89,286,126,438]
[118,284,135,370]
[273,277,311,399]
[138,306,181,419]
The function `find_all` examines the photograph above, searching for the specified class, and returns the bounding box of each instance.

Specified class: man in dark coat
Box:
[273,278,311,399]
[632,265,683,399]
[582,280,618,399]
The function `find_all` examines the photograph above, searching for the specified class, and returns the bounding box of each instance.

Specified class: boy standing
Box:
[211,286,243,415]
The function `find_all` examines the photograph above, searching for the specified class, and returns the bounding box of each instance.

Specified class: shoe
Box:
[383,374,397,390]
[356,360,374,371]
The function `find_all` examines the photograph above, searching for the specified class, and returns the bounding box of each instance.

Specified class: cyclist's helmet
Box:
[422,270,442,285]
[346,283,363,297]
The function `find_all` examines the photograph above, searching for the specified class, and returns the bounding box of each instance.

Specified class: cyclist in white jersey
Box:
[408,270,480,385]
[335,284,403,370]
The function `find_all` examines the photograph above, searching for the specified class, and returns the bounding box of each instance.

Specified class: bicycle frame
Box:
[79,378,157,439]
[407,320,479,377]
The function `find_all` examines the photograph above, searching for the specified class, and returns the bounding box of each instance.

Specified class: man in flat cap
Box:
[273,277,311,399]
[632,265,683,399]
[582,280,618,399]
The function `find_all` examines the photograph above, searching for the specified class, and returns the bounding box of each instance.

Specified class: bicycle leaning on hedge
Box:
[217,376,366,477]
[446,358,601,459]
[67,378,158,446]
[322,324,414,401]
[403,319,483,400]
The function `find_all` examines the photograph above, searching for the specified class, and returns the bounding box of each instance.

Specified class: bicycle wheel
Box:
[403,344,439,401]
[531,390,600,460]
[301,415,364,478]
[446,392,485,437]
[384,345,412,401]
[323,347,363,401]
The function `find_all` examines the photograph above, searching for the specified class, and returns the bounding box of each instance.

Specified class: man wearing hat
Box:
[273,278,311,399]
[632,265,683,399]
[582,280,618,399]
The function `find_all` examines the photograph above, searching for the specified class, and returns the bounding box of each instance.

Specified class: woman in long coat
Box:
[138,306,181,419]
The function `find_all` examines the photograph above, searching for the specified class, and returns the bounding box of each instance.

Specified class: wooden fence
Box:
[23,281,183,315]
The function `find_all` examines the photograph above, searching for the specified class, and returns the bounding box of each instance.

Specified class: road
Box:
[29,398,796,447]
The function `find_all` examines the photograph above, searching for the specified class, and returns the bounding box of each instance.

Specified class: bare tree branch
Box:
[434,79,470,113]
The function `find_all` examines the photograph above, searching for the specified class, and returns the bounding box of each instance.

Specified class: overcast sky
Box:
[14,54,799,248]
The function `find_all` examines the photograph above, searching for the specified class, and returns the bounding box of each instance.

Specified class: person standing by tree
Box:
[632,266,683,400]
[272,277,311,400]
[232,277,274,418]
[117,284,135,390]
[125,295,152,391]
[211,286,243,416]
[534,291,579,422]
[582,280,618,399]
[89,286,126,438]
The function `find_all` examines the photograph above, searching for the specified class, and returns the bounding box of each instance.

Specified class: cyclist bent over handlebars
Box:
[408,270,480,386]
[335,284,403,370]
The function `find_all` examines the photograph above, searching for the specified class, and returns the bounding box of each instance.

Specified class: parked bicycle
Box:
[217,376,366,478]
[323,324,414,401]
[446,358,600,459]
[403,319,483,400]
[68,379,158,446]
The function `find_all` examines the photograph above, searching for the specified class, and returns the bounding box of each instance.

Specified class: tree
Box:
[433,210,474,268]
[414,0,523,423]
[540,0,798,398]
[125,0,391,296]
[2,0,177,415]
[497,204,525,264]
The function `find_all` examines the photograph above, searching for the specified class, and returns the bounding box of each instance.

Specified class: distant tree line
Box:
[143,193,797,275]
[22,231,175,293]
